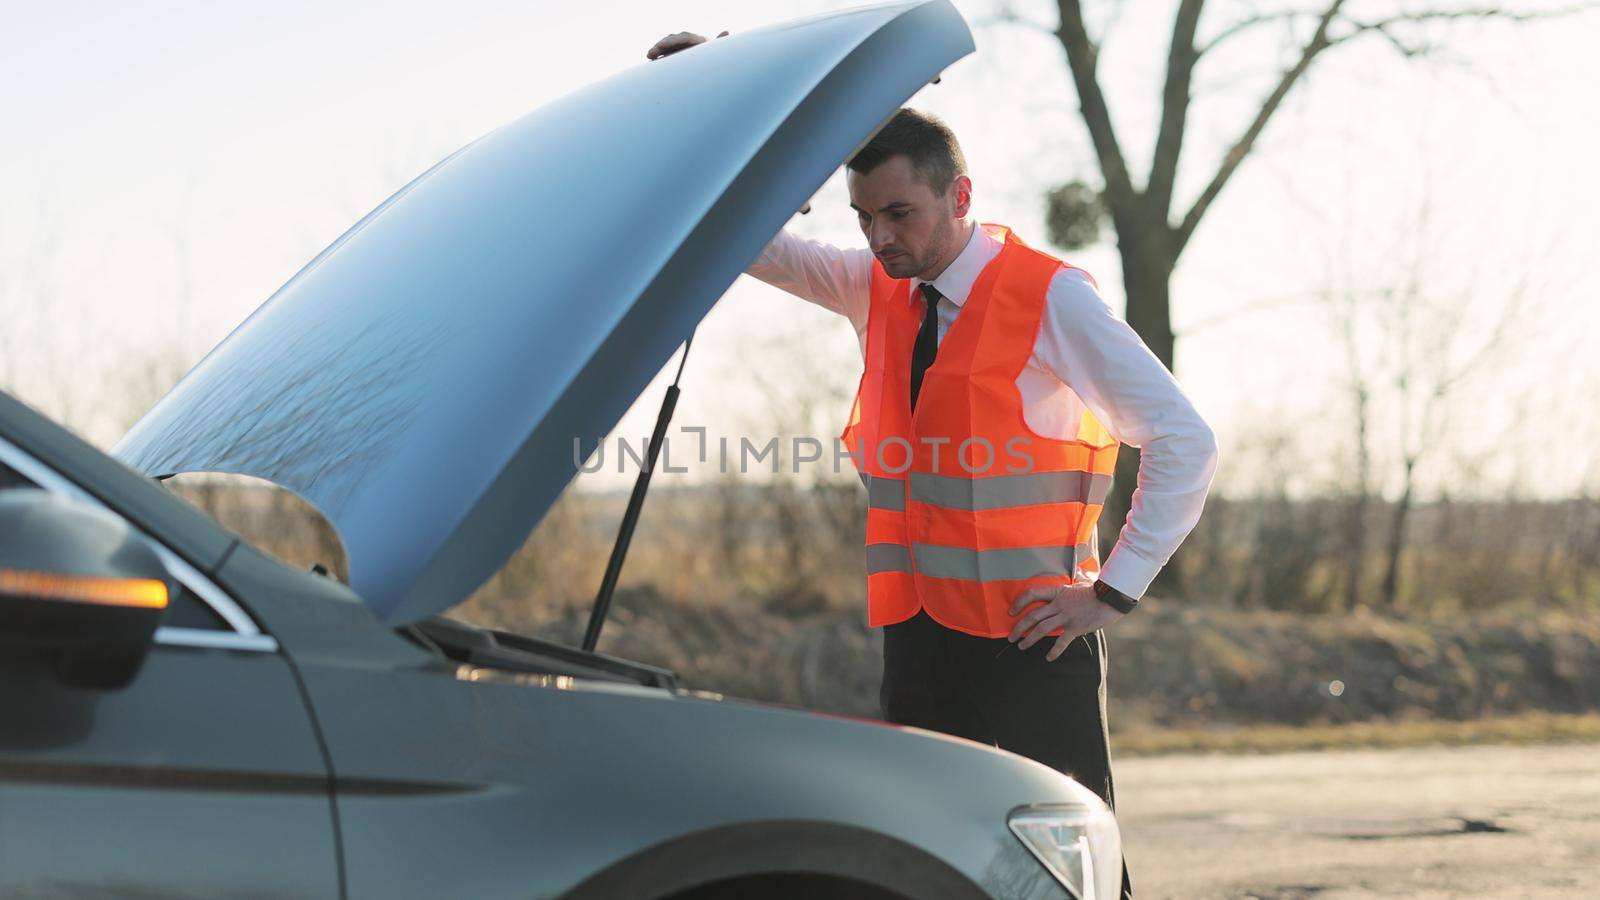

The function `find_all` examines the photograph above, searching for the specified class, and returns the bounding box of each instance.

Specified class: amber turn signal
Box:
[0,569,168,609]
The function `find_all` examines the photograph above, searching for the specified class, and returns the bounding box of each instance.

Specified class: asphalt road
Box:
[1114,742,1600,899]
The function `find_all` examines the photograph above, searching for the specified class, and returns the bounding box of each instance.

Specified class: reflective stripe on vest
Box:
[909,470,1112,510]
[911,542,1098,582]
[863,470,1110,515]
[859,473,906,512]
[839,223,1120,637]
[865,543,912,574]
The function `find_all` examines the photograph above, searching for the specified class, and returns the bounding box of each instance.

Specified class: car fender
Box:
[561,820,988,900]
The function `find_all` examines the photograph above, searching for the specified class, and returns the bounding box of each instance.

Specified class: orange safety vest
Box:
[839,223,1120,638]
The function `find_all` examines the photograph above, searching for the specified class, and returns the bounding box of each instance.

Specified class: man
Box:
[650,32,1219,899]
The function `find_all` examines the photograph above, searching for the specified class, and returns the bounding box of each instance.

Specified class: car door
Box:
[0,442,341,900]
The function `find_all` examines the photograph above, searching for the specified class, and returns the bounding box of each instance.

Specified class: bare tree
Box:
[1333,272,1374,613]
[1325,198,1527,610]
[0,211,86,430]
[731,326,862,612]
[990,0,1584,533]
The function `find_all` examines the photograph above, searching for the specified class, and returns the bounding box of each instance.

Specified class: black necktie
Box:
[910,282,941,412]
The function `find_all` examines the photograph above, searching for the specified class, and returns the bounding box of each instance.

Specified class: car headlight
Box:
[1008,804,1122,900]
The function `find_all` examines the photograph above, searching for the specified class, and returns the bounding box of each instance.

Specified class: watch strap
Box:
[1093,578,1138,614]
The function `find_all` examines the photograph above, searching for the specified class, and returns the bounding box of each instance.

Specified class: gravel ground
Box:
[1115,742,1600,899]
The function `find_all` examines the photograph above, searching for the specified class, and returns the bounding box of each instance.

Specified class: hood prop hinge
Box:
[582,331,695,653]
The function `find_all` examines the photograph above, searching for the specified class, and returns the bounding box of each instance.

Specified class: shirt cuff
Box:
[1097,543,1161,601]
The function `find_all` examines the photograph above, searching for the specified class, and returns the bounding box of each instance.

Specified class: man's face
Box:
[847,155,971,280]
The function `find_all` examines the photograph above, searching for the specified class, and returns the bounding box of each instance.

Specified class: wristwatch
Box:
[1092,578,1138,614]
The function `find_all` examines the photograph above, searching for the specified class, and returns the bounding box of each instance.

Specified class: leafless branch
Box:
[1329,4,1592,54]
[1052,0,1139,219]
[1197,8,1323,58]
[1431,272,1529,395]
[1173,0,1349,256]
[1173,1,1589,257]
[1145,0,1208,222]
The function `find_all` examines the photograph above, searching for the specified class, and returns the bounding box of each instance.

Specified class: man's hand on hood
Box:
[646,30,729,60]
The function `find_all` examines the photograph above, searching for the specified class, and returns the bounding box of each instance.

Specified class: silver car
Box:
[0,2,1122,898]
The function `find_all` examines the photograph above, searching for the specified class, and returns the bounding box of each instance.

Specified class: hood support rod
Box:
[582,331,695,653]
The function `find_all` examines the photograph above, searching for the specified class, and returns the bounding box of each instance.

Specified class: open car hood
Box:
[115,1,974,625]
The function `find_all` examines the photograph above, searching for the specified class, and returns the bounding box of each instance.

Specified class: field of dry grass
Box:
[469,589,1600,741]
[175,478,1600,753]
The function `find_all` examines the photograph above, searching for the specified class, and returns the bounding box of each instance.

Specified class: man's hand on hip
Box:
[645,30,729,60]
[1008,583,1124,661]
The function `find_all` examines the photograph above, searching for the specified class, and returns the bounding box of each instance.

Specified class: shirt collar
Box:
[911,220,1001,309]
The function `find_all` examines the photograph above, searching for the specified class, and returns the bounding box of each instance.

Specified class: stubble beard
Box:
[880,214,957,280]
[911,215,956,281]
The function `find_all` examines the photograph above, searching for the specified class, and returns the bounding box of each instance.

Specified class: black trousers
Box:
[880,610,1133,899]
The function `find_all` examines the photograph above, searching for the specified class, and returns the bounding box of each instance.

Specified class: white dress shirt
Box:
[745,220,1219,600]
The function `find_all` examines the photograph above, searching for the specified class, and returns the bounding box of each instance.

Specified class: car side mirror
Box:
[0,488,171,689]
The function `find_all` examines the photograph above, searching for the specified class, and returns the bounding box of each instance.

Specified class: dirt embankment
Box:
[529,592,1600,730]
[1107,603,1600,729]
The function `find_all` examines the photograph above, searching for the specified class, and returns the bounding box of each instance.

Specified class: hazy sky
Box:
[3,0,1597,498]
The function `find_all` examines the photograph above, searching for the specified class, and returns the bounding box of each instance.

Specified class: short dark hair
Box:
[848,108,967,196]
